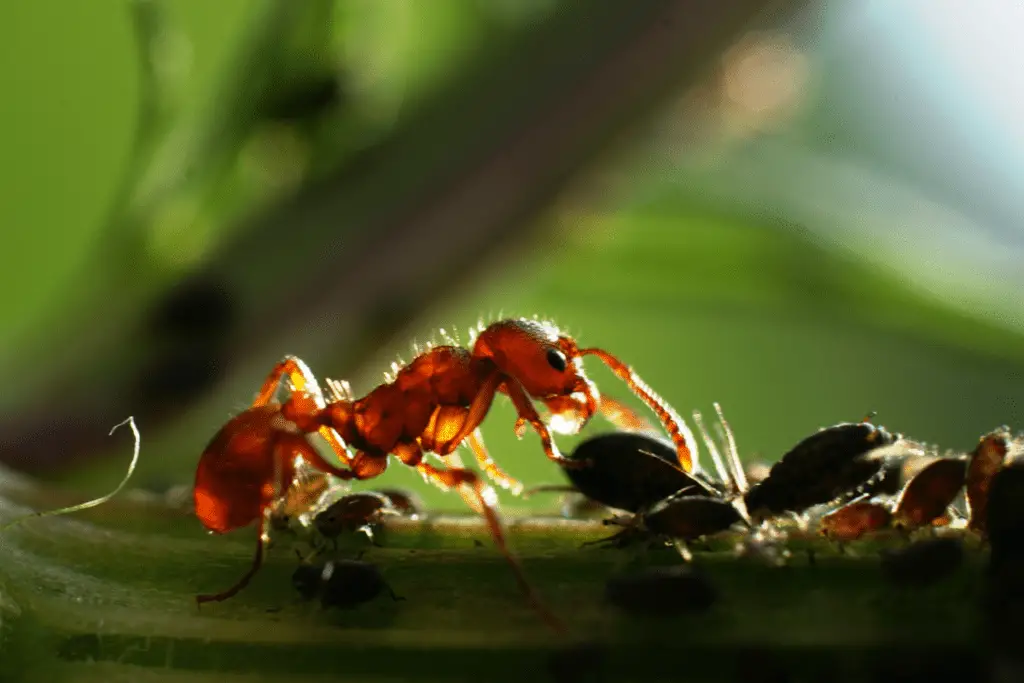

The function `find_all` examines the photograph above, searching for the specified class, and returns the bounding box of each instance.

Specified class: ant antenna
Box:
[692,410,730,490]
[713,403,748,495]
[861,411,878,423]
[0,417,141,533]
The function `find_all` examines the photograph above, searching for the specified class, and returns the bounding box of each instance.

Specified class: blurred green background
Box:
[1,0,1022,516]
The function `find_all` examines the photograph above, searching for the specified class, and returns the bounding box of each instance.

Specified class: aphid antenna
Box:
[0,417,142,533]
[644,485,701,517]
[692,409,731,491]
[713,403,748,495]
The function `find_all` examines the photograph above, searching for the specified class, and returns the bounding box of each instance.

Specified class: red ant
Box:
[193,317,697,630]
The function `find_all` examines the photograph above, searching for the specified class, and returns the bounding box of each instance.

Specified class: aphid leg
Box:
[597,396,655,433]
[671,539,693,563]
[522,485,581,499]
[416,461,567,634]
[197,512,270,605]
[578,348,698,473]
[466,429,524,495]
[385,581,406,602]
[357,524,381,547]
[503,378,581,468]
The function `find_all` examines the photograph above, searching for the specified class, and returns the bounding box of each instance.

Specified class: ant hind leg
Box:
[197,517,270,605]
[416,461,566,634]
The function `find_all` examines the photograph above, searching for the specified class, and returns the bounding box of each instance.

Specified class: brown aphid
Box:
[892,457,967,530]
[314,492,397,544]
[374,488,425,518]
[819,500,892,542]
[880,537,964,587]
[966,427,1012,536]
[605,565,717,617]
[643,494,745,541]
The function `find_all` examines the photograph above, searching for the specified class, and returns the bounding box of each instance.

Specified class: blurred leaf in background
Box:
[1,0,1022,519]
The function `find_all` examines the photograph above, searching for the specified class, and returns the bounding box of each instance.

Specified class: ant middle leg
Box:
[253,355,354,466]
[466,429,524,495]
[597,396,654,433]
[416,461,567,634]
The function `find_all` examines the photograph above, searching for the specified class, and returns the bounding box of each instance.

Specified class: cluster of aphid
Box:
[536,411,1017,564]
[181,316,1021,633]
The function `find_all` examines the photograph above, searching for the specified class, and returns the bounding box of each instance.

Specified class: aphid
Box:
[880,537,964,587]
[193,317,696,632]
[891,457,967,531]
[531,432,717,514]
[590,405,749,556]
[641,494,745,546]
[374,488,424,518]
[292,558,403,608]
[966,427,1013,536]
[819,499,892,542]
[982,455,1024,569]
[743,418,900,519]
[605,565,717,616]
[0,417,141,533]
[313,492,397,546]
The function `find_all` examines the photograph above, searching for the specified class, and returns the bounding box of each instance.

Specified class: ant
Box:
[192,317,696,631]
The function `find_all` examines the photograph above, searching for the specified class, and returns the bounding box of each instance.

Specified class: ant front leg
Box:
[578,348,698,473]
[416,461,567,634]
[503,378,582,469]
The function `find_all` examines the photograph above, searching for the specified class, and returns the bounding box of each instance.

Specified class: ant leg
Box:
[254,356,354,466]
[578,348,698,473]
[416,461,567,634]
[197,515,269,605]
[280,434,356,482]
[466,429,524,495]
[441,371,505,451]
[597,396,654,433]
[502,379,580,468]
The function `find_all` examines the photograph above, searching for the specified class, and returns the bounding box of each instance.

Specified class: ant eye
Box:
[546,349,567,373]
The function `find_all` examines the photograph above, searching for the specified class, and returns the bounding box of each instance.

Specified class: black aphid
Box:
[744,420,900,517]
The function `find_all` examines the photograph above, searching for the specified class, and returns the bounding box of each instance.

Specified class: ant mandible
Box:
[193,317,697,628]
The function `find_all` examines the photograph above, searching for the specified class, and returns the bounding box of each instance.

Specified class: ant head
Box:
[474,318,598,434]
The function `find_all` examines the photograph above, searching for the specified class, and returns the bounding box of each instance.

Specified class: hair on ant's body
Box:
[193,316,697,632]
